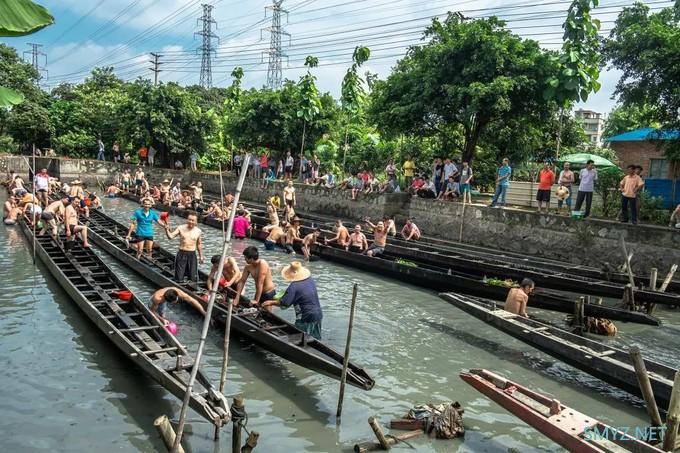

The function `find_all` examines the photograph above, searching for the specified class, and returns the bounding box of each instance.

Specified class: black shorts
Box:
[37,189,47,193]
[536,189,551,202]
[285,166,293,173]
[40,211,55,221]
[285,199,294,208]
[174,250,198,282]
[257,289,277,304]
[131,235,153,242]
[348,245,363,253]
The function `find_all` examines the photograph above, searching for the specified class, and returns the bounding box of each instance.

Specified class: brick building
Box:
[605,128,680,179]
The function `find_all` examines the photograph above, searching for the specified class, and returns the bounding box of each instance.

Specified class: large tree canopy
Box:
[368,14,558,163]
[605,2,680,155]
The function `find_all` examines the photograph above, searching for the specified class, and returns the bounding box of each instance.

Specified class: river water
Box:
[2,193,680,452]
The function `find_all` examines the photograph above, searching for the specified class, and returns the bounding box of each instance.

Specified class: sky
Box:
[1,0,674,115]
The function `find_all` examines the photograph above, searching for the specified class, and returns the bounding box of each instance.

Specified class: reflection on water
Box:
[0,192,679,452]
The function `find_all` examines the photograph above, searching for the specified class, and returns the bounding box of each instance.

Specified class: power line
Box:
[23,43,48,85]
[149,52,163,85]
[195,3,219,88]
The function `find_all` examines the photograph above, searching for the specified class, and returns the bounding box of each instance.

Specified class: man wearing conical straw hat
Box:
[262,261,323,340]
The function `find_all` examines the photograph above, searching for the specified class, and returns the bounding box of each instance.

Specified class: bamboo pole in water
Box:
[336,283,358,418]
[154,415,185,453]
[214,158,249,440]
[171,154,251,452]
[629,346,663,427]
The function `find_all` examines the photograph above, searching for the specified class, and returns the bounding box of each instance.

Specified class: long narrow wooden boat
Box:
[440,292,676,409]
[81,208,375,390]
[460,369,666,453]
[195,191,680,292]
[117,191,660,326]
[17,220,231,426]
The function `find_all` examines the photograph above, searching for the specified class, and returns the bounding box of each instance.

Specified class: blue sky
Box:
[2,0,674,114]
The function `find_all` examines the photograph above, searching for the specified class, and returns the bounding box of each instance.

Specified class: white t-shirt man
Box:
[35,173,50,191]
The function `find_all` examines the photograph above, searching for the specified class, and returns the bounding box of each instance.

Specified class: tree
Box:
[340,46,370,171]
[605,2,680,155]
[369,15,556,163]
[603,104,660,139]
[297,55,321,170]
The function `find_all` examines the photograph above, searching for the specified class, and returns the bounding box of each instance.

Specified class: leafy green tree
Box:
[340,46,370,171]
[297,56,321,162]
[369,15,556,164]
[605,2,680,155]
[603,104,660,139]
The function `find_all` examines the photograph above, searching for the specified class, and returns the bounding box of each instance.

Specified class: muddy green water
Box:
[2,193,680,452]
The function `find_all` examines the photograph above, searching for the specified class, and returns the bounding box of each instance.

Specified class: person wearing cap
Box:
[301,228,321,261]
[160,179,171,204]
[126,197,163,259]
[68,180,84,199]
[34,168,50,207]
[149,287,205,325]
[233,246,277,308]
[262,261,323,340]
[206,255,242,293]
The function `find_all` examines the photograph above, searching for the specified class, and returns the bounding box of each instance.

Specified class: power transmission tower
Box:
[149,52,163,86]
[23,43,48,85]
[194,4,219,88]
[262,0,290,90]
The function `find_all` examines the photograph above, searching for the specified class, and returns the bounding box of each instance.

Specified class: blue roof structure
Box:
[606,128,680,142]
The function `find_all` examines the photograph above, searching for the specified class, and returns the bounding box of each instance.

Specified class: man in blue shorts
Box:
[125,197,163,259]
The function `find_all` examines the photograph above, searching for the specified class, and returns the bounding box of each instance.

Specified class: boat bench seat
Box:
[157,356,195,372]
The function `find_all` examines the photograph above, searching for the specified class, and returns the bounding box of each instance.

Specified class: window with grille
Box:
[649,159,669,179]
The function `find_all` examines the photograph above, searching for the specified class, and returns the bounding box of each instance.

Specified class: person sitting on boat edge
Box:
[262,261,323,340]
[364,218,387,257]
[206,255,242,294]
[149,287,206,325]
[233,246,277,309]
[504,278,535,318]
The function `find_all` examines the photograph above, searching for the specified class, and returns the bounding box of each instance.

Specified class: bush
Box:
[53,131,94,158]
[0,135,18,154]
[638,191,671,226]
[594,167,624,218]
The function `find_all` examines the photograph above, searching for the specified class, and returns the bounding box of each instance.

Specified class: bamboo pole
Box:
[367,417,390,450]
[650,268,658,291]
[214,160,240,441]
[154,415,185,453]
[458,196,466,242]
[619,235,636,306]
[231,396,245,453]
[659,264,678,293]
[336,283,359,418]
[628,347,663,427]
[353,429,423,452]
[32,147,37,265]
[663,371,680,451]
[171,154,251,452]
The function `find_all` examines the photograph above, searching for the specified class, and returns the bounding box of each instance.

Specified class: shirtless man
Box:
[3,196,21,225]
[301,228,320,261]
[64,197,91,247]
[11,175,26,196]
[233,246,276,308]
[325,220,350,247]
[504,278,535,318]
[283,180,296,208]
[364,219,387,257]
[106,185,120,197]
[121,169,132,192]
[264,222,286,250]
[133,167,145,195]
[192,182,203,202]
[68,180,84,199]
[383,216,397,236]
[347,225,368,253]
[40,196,69,236]
[284,217,302,254]
[149,287,206,324]
[164,213,204,282]
[206,255,242,293]
[262,200,280,233]
[159,179,171,204]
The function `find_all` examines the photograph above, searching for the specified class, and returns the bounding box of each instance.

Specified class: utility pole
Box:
[23,43,48,86]
[149,52,163,86]
[262,0,290,90]
[194,3,219,88]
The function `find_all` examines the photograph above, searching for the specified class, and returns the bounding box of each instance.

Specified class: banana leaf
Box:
[0,0,54,37]
[0,86,25,107]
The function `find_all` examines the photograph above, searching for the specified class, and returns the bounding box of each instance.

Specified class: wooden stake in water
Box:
[458,196,466,242]
[336,283,358,418]
[629,346,662,427]
[649,268,658,291]
[663,371,680,451]
[214,157,250,440]
[171,154,251,452]
[367,417,390,450]
[154,415,185,453]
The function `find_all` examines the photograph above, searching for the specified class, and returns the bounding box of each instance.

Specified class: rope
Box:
[385,434,416,449]
[230,401,250,435]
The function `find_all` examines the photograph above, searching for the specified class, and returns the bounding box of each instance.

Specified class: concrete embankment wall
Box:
[3,155,678,273]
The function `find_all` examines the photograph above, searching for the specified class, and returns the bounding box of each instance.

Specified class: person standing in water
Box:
[233,246,276,308]
[163,212,204,282]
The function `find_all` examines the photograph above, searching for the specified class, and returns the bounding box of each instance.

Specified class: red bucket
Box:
[111,290,133,301]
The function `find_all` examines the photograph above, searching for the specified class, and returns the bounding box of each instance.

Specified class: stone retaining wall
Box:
[2,155,678,272]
